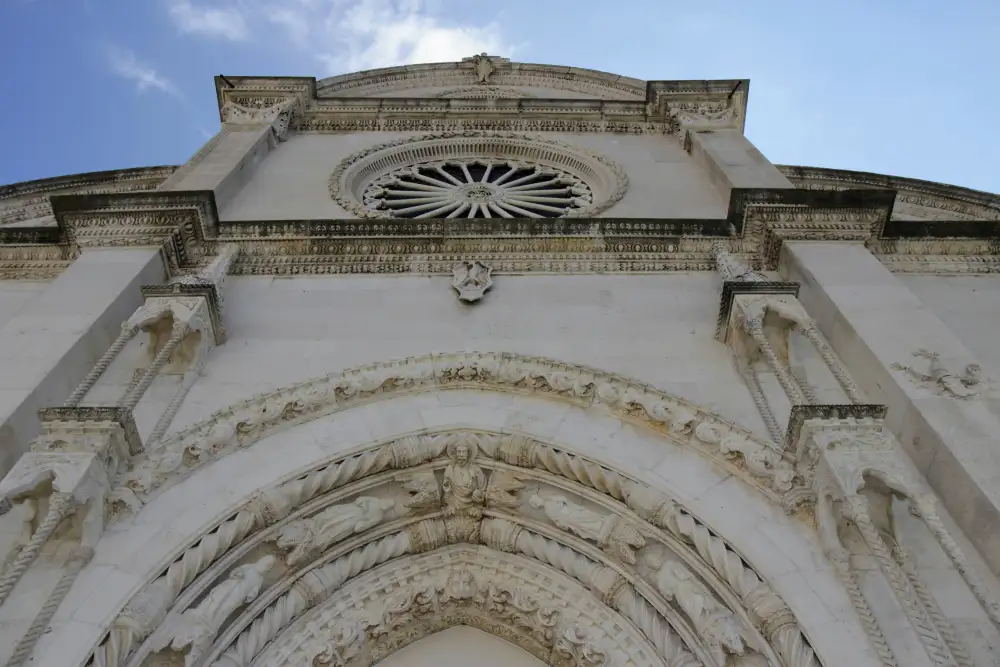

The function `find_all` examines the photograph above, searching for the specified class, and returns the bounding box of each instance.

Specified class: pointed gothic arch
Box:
[54,366,875,667]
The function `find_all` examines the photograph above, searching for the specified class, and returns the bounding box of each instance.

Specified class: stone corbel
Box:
[666,100,741,150]
[0,409,133,607]
[793,416,997,663]
[220,97,300,142]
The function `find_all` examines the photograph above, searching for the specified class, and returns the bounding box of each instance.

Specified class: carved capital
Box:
[795,416,922,502]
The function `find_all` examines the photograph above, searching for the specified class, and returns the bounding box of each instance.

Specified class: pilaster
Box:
[781,240,1000,575]
[0,248,163,476]
[158,82,309,212]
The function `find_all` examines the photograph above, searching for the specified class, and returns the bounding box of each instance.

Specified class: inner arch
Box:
[378,626,547,667]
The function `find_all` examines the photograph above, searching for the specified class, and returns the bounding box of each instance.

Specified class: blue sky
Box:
[2,0,998,192]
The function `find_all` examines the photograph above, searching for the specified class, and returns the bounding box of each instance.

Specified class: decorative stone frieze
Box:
[111,352,794,517]
[220,97,300,142]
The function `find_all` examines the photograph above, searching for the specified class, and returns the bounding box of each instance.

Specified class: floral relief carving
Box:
[114,352,789,513]
[87,429,820,667]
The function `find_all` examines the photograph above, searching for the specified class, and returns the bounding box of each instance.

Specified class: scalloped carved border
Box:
[327,131,628,220]
[116,351,797,514]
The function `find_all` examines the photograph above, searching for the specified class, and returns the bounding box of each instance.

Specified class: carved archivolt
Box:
[111,351,794,516]
[88,428,819,667]
[328,132,628,219]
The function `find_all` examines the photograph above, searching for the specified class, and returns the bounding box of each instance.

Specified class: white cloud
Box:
[325,0,510,72]
[106,47,182,98]
[168,0,249,41]
[176,0,513,76]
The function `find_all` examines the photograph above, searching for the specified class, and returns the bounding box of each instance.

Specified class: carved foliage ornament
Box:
[329,132,628,220]
[90,429,817,667]
[113,352,791,514]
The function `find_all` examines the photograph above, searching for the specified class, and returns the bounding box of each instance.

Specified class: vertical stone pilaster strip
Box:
[65,326,139,407]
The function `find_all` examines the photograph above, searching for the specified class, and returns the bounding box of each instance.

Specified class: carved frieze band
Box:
[113,351,794,516]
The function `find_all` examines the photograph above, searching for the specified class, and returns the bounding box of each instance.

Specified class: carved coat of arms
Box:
[452,260,493,302]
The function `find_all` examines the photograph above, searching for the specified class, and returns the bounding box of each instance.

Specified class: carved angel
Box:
[159,555,275,666]
[276,497,395,565]
[646,555,746,664]
[529,493,645,564]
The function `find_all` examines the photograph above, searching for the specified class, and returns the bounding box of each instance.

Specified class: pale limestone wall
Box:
[0,281,47,330]
[220,132,727,221]
[899,275,1000,381]
[84,273,769,443]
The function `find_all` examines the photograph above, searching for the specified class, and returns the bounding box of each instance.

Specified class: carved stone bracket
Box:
[220,97,301,142]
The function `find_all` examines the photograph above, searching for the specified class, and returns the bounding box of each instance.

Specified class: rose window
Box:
[361,160,593,219]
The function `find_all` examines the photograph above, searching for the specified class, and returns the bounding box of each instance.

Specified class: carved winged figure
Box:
[647,555,746,664]
[276,497,395,565]
[891,348,988,399]
[529,493,645,563]
[161,555,275,666]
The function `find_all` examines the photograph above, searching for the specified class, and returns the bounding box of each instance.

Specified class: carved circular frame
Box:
[93,427,819,667]
[328,132,629,219]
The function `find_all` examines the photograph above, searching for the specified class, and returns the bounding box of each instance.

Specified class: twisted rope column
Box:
[211,532,411,667]
[119,324,187,410]
[739,365,783,443]
[5,547,92,667]
[844,496,956,667]
[893,546,973,667]
[816,495,896,667]
[65,325,138,407]
[745,316,806,406]
[914,498,1000,629]
[0,493,74,607]
[801,324,864,403]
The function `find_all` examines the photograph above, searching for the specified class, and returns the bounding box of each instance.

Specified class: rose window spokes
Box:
[362,159,594,219]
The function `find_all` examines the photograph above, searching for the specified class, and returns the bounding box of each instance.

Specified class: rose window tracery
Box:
[362,160,593,219]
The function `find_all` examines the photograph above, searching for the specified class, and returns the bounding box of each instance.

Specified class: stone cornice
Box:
[0,166,177,201]
[210,69,748,138]
[778,165,1000,220]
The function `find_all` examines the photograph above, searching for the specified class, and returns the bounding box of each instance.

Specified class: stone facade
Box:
[0,56,999,667]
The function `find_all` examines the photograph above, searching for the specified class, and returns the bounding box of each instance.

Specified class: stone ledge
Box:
[784,404,888,452]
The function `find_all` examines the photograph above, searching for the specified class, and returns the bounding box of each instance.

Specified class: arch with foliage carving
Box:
[39,382,877,667]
